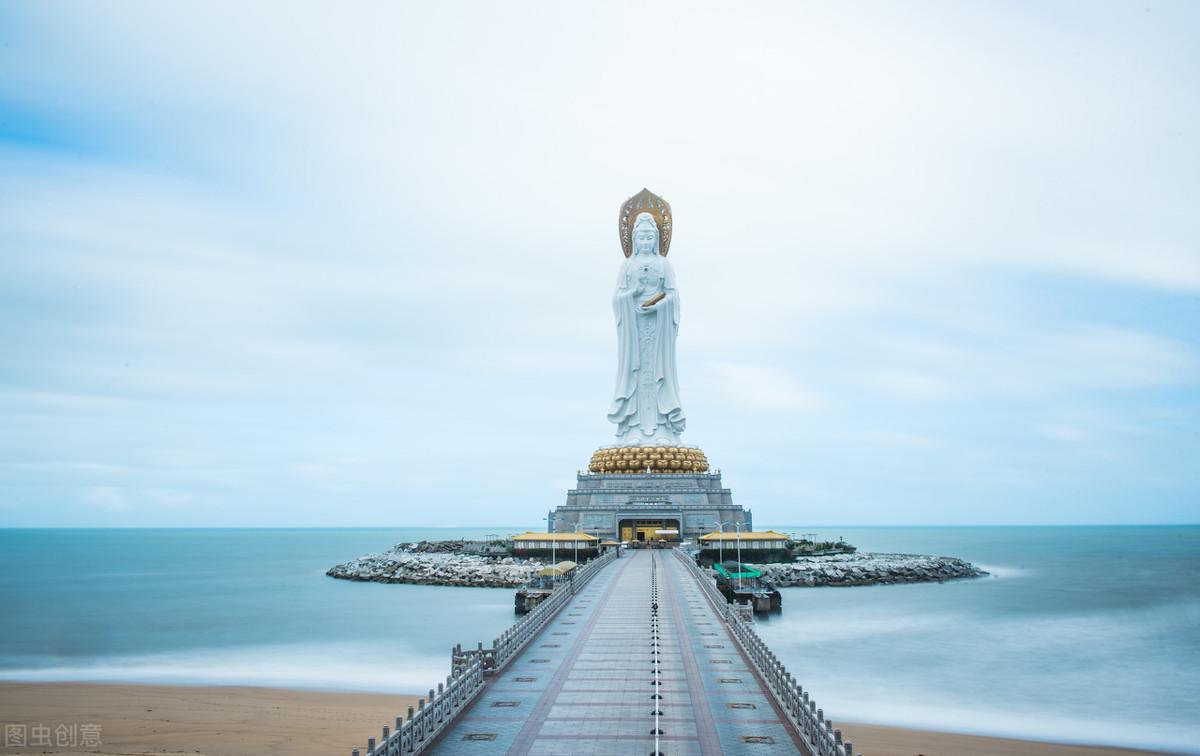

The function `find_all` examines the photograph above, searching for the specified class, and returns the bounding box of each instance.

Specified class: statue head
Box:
[619,188,672,257]
[632,212,659,257]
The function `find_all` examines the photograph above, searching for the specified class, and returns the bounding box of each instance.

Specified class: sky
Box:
[1,1,1197,527]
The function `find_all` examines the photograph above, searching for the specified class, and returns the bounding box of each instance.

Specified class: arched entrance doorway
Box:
[619,518,681,546]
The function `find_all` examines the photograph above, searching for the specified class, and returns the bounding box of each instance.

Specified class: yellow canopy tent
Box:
[537,561,578,578]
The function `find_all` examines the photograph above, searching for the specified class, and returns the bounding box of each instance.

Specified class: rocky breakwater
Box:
[751,552,986,587]
[327,543,541,588]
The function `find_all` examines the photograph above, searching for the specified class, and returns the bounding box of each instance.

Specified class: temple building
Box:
[546,446,751,544]
[698,530,791,562]
[511,532,600,559]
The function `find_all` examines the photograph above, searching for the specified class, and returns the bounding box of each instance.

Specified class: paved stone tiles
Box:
[428,550,807,756]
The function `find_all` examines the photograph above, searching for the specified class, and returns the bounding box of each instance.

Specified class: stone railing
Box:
[673,549,863,756]
[350,549,618,756]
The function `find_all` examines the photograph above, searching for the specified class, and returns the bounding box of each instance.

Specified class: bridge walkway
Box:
[428,549,807,755]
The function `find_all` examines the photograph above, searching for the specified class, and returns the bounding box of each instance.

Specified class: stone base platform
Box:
[549,465,750,544]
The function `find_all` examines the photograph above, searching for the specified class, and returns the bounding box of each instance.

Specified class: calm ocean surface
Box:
[1,526,1197,752]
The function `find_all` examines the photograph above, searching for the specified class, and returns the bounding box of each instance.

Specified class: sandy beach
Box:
[0,683,417,756]
[0,682,1177,756]
[836,721,1176,756]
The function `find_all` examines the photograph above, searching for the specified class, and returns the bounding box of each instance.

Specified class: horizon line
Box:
[1,523,1197,530]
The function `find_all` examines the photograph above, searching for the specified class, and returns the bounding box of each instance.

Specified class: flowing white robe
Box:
[607,252,686,444]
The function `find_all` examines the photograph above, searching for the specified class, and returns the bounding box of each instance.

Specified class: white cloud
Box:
[81,486,131,512]
[703,362,825,414]
[1035,423,1095,443]
[863,328,1199,402]
[843,430,943,450]
[1,1,1198,525]
[865,371,959,401]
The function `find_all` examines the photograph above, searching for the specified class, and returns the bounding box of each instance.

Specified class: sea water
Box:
[0,526,1196,752]
[758,526,1200,753]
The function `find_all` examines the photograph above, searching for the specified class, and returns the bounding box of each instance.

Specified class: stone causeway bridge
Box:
[350,549,863,756]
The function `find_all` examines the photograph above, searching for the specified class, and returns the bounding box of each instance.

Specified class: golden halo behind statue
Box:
[619,188,672,257]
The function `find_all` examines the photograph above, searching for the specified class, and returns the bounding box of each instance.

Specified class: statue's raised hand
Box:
[641,291,666,311]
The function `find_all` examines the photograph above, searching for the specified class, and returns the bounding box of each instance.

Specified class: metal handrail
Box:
[673,549,863,756]
[351,549,618,756]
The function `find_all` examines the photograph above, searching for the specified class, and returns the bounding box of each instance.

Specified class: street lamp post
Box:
[711,521,726,566]
[542,516,556,576]
[734,524,744,589]
[715,520,745,589]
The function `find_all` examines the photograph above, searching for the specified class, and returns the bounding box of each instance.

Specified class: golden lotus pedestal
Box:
[587,446,710,474]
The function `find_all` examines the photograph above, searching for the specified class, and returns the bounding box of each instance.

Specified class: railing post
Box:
[672,547,863,754]
[418,697,428,743]
[344,549,624,756]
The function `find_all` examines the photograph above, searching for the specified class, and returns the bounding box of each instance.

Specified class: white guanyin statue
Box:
[607,189,686,446]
